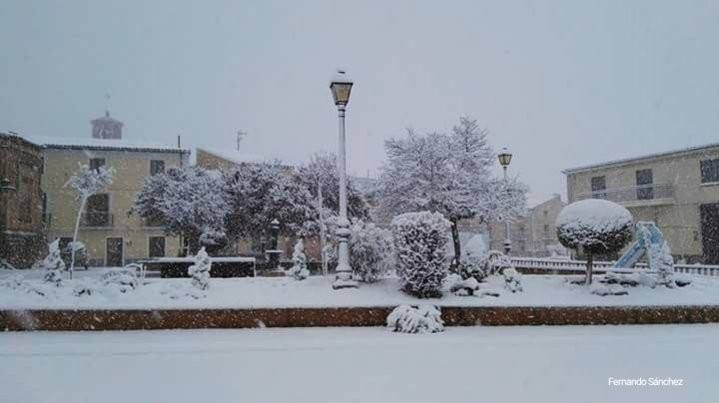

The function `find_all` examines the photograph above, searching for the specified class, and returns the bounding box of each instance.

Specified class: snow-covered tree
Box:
[133,166,228,255]
[224,162,313,243]
[188,247,212,291]
[287,239,309,280]
[392,211,451,298]
[40,239,65,286]
[297,152,370,274]
[386,305,444,334]
[378,117,527,268]
[556,199,634,285]
[349,221,394,282]
[65,163,114,276]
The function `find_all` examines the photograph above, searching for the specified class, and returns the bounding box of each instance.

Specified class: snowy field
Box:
[0,270,719,309]
[0,325,716,403]
[1,268,719,309]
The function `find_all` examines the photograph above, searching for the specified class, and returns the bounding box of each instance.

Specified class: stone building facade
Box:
[489,194,565,257]
[0,133,46,268]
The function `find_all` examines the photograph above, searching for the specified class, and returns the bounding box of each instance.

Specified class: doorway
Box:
[700,203,719,264]
[106,237,124,267]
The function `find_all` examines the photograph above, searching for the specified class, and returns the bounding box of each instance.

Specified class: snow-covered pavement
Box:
[0,325,716,403]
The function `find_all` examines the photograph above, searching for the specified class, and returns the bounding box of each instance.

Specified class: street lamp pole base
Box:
[332,271,358,289]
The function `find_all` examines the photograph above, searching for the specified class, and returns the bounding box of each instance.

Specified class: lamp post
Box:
[329,70,358,289]
[498,147,513,254]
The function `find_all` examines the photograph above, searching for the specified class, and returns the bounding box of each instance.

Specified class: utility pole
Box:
[236,130,247,151]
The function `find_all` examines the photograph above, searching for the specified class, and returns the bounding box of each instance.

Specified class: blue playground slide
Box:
[614,221,666,269]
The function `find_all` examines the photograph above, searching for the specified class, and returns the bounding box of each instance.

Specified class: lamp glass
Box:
[498,151,512,167]
[330,81,353,106]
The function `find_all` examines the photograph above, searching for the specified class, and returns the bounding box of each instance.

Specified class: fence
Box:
[511,257,719,277]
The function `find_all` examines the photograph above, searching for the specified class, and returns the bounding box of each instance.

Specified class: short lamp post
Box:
[498,147,513,254]
[329,70,358,289]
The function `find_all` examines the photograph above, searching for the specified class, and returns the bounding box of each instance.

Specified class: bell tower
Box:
[91,110,123,139]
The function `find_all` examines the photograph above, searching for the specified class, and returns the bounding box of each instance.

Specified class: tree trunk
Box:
[69,196,87,279]
[450,217,461,271]
[585,253,593,285]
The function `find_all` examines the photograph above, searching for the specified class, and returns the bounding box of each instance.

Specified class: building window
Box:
[700,159,719,183]
[591,176,606,198]
[149,236,166,258]
[89,158,106,171]
[636,169,654,200]
[84,193,110,226]
[150,160,165,176]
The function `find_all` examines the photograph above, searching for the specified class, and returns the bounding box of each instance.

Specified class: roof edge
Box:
[562,142,719,175]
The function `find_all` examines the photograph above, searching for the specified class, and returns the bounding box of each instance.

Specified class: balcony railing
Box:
[575,183,674,204]
[80,211,113,228]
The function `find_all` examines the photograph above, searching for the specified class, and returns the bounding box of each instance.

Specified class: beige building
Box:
[36,112,190,266]
[564,143,719,264]
[489,194,565,256]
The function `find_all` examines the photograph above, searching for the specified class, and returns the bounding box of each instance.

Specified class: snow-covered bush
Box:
[590,283,628,296]
[556,199,633,285]
[39,240,65,286]
[349,221,394,283]
[0,274,49,297]
[189,247,212,291]
[287,239,309,280]
[386,305,444,334]
[392,211,451,298]
[449,277,481,296]
[485,250,513,276]
[503,267,523,293]
[100,268,139,293]
[73,279,99,297]
[0,258,17,271]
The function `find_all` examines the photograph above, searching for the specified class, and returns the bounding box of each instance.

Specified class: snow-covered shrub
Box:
[486,250,513,275]
[590,283,628,296]
[449,277,480,296]
[39,240,65,286]
[0,258,17,271]
[392,212,451,298]
[386,305,444,334]
[556,199,633,285]
[100,268,139,293]
[287,239,309,280]
[189,247,212,291]
[349,221,394,283]
[0,274,50,297]
[503,267,523,293]
[73,279,99,297]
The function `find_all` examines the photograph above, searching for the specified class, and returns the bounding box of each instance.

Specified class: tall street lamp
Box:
[329,70,358,289]
[498,147,513,254]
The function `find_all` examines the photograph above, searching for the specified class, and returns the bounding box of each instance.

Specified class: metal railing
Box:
[511,257,719,276]
[80,211,113,228]
[575,183,674,204]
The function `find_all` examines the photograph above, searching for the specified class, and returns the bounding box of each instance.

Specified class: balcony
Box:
[80,211,113,228]
[575,183,674,207]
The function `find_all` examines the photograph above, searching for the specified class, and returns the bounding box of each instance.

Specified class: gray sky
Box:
[2,0,718,204]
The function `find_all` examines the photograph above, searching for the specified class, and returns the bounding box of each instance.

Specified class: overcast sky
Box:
[2,0,718,204]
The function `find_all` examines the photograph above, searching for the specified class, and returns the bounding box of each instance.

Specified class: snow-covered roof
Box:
[27,135,189,154]
[562,142,719,175]
[196,147,296,168]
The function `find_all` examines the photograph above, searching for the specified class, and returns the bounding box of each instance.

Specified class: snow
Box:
[27,135,187,153]
[557,199,633,233]
[2,271,719,310]
[0,325,716,403]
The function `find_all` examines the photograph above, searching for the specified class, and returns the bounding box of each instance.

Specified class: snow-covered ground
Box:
[0,325,716,403]
[1,269,719,309]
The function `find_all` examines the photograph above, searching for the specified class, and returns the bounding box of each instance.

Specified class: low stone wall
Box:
[2,305,719,331]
